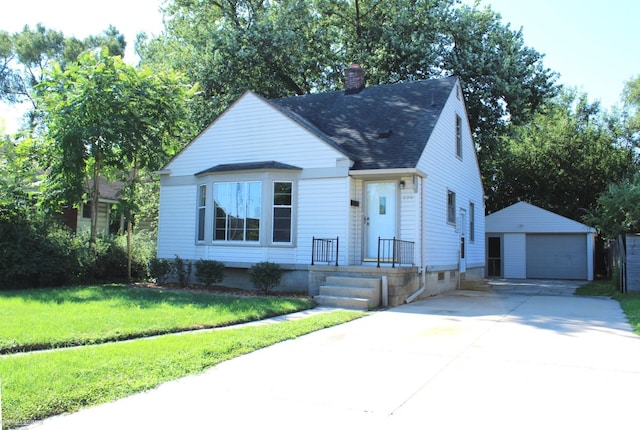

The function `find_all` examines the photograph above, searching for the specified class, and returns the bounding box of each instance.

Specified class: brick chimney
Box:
[344,63,365,95]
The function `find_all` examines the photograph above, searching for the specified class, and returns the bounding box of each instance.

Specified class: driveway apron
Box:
[24,281,640,430]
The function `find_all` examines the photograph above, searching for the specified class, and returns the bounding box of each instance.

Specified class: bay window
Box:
[214,182,261,242]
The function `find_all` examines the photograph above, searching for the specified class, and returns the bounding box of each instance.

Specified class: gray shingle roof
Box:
[196,161,302,176]
[269,76,457,170]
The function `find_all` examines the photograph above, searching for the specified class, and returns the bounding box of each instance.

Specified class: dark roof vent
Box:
[378,129,393,138]
[344,63,365,95]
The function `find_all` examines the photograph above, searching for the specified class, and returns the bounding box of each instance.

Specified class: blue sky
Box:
[470,0,640,110]
[1,0,638,132]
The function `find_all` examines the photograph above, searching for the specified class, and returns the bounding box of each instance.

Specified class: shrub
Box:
[149,258,173,284]
[248,261,282,293]
[195,260,225,287]
[173,255,192,288]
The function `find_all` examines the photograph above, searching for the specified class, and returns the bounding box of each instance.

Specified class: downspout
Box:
[406,175,426,304]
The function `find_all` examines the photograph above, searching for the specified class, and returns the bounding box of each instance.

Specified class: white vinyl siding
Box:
[77,201,112,235]
[503,233,527,278]
[298,177,349,266]
[157,184,198,259]
[164,92,345,177]
[418,85,485,271]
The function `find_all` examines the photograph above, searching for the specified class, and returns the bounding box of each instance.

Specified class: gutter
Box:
[406,175,426,304]
[406,268,426,303]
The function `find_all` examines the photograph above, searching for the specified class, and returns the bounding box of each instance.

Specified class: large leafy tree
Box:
[0,24,126,128]
[489,89,638,220]
[622,74,640,146]
[36,48,195,246]
[140,0,557,144]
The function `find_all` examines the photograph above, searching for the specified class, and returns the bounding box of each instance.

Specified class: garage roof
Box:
[486,202,596,234]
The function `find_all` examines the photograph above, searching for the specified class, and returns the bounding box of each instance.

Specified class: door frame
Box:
[487,235,503,278]
[363,181,399,261]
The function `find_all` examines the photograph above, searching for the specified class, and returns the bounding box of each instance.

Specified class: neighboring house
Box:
[59,177,153,236]
[485,202,596,281]
[60,177,125,236]
[157,64,486,306]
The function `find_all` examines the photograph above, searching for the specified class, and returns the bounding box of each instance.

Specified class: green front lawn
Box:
[1,310,364,429]
[0,285,314,353]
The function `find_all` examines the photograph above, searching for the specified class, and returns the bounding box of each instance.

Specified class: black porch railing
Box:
[377,237,415,268]
[311,236,339,266]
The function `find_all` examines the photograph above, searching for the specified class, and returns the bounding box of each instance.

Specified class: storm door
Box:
[365,182,397,260]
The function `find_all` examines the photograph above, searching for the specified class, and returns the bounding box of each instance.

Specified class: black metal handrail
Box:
[311,236,339,266]
[377,237,415,268]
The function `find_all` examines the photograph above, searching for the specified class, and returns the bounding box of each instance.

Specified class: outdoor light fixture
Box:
[399,180,406,189]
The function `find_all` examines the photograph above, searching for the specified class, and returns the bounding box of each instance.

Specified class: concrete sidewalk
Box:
[23,286,640,430]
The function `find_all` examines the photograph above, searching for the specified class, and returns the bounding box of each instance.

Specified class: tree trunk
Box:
[90,151,101,246]
[127,160,139,282]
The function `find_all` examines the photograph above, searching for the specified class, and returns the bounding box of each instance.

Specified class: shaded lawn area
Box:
[575,279,640,334]
[0,310,364,429]
[0,285,315,353]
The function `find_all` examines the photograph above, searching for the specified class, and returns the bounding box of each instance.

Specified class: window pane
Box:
[198,208,206,241]
[469,202,475,242]
[455,115,462,157]
[273,207,291,242]
[273,182,292,243]
[197,185,206,241]
[213,181,261,242]
[447,191,456,224]
[274,182,292,205]
[214,204,226,240]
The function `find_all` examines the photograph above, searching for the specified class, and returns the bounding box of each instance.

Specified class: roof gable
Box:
[270,76,457,170]
[486,202,596,233]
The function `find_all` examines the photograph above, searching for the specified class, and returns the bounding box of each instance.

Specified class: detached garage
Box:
[485,202,596,281]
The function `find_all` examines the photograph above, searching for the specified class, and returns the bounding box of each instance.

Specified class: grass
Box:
[575,279,640,334]
[0,285,315,353]
[0,310,364,429]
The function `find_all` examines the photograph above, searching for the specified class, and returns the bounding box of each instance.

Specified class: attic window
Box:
[378,129,392,139]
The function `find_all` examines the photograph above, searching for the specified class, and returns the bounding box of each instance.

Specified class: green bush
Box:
[0,209,81,288]
[248,261,282,293]
[149,258,173,284]
[174,255,192,288]
[195,259,225,287]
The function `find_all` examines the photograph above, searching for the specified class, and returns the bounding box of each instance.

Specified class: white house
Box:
[157,65,486,306]
[485,202,596,281]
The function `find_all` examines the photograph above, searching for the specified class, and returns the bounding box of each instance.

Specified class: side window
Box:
[455,114,462,158]
[469,202,475,243]
[82,202,92,219]
[272,181,292,243]
[447,190,456,224]
[197,185,206,241]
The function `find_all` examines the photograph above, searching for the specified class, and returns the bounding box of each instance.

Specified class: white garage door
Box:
[526,234,587,280]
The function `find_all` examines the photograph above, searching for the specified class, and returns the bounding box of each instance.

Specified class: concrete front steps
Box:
[314,276,382,310]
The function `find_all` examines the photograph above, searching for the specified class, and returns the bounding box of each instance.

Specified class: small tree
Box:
[248,262,282,294]
[584,173,640,239]
[195,259,225,288]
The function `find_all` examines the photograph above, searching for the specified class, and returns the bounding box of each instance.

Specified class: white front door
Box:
[365,182,397,260]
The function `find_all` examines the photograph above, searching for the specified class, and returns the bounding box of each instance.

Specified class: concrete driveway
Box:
[25,281,640,430]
